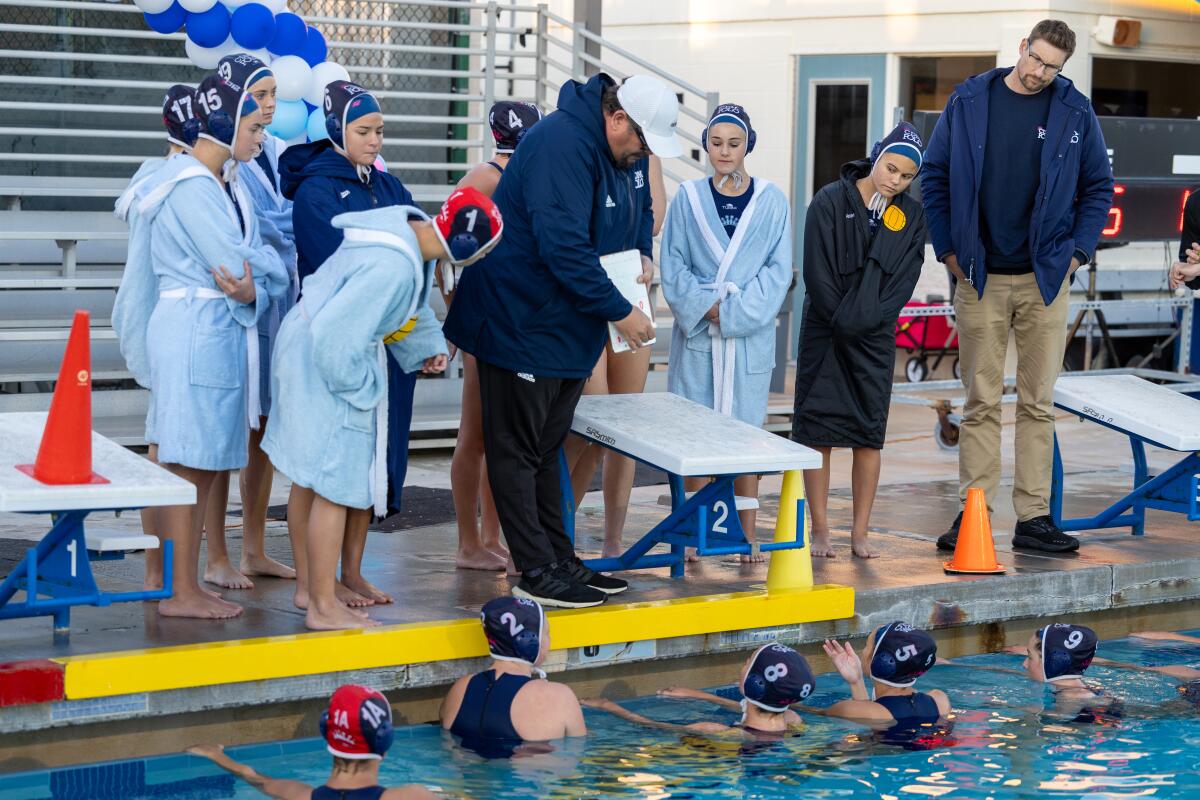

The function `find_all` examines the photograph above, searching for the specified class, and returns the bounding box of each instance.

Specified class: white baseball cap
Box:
[616,75,683,159]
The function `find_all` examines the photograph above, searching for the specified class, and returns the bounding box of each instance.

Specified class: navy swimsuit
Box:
[450,670,533,758]
[312,787,385,800]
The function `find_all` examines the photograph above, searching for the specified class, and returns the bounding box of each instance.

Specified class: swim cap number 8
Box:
[763,663,788,682]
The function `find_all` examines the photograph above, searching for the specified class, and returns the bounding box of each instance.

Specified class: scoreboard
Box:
[911,112,1199,244]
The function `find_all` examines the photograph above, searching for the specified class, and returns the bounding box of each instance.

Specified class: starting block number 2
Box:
[712,501,729,534]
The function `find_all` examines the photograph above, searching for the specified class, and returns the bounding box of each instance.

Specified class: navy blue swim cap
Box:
[217,52,273,92]
[1178,680,1200,707]
[489,101,542,154]
[162,84,200,149]
[324,80,381,153]
[741,642,815,712]
[196,74,259,150]
[1039,624,1097,682]
[870,121,924,172]
[870,622,937,688]
[481,596,544,666]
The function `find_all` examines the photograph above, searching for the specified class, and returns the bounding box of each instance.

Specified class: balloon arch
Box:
[135,0,352,146]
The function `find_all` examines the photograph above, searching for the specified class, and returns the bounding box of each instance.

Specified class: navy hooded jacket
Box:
[920,68,1114,305]
[279,141,415,282]
[443,73,654,378]
[277,140,417,516]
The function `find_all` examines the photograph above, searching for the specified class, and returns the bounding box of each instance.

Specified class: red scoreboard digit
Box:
[1101,181,1194,242]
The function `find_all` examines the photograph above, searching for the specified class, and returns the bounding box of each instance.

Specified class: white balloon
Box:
[177,0,216,12]
[282,132,307,149]
[185,34,240,70]
[261,0,286,12]
[219,0,250,8]
[133,0,175,14]
[271,54,312,102]
[247,48,271,63]
[304,62,351,107]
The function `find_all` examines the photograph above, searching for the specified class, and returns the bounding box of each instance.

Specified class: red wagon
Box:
[895,302,959,382]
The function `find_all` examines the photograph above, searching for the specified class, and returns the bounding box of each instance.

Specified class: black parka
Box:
[791,160,926,450]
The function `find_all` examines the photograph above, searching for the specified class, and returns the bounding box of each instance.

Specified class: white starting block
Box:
[657,493,759,512]
[1051,375,1200,534]
[0,412,194,635]
[566,393,821,577]
[84,530,160,556]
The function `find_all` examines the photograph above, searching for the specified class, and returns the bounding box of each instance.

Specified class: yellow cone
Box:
[766,469,813,592]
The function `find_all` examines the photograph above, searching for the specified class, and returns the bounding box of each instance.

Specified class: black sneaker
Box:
[936,511,964,551]
[512,562,607,608]
[1013,516,1079,553]
[562,557,628,595]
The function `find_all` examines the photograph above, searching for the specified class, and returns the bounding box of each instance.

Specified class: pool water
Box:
[6,630,1200,799]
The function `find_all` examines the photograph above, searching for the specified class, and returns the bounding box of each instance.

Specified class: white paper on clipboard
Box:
[600,249,655,354]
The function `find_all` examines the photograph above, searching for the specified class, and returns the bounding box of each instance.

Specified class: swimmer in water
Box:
[818,622,951,727]
[583,642,816,737]
[189,684,437,799]
[1090,631,1200,710]
[440,596,586,757]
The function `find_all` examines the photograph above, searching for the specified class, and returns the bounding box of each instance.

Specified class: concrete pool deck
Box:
[1,393,1199,770]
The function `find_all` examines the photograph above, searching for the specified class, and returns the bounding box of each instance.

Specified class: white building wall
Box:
[584,0,1200,199]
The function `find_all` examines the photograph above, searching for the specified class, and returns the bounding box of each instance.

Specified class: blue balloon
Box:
[306,107,329,142]
[268,99,309,140]
[230,3,275,51]
[185,4,230,49]
[268,12,307,57]
[144,1,186,34]
[300,26,327,67]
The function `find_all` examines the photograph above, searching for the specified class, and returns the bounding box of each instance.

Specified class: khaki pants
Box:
[954,272,1069,521]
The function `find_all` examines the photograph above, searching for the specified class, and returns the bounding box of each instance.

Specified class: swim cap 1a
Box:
[480,596,543,666]
[318,685,394,760]
[162,84,201,149]
[489,101,542,154]
[741,642,815,712]
[1039,623,1097,682]
[434,187,503,267]
[870,622,937,688]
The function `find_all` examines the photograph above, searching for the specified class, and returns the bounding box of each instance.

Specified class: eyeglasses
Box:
[627,116,650,153]
[1026,49,1063,76]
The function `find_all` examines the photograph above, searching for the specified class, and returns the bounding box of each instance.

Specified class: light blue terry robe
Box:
[113,155,176,444]
[140,155,289,470]
[262,206,446,513]
[243,135,298,416]
[659,177,793,427]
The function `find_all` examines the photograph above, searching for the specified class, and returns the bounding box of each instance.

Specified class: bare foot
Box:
[159,592,243,619]
[146,576,223,601]
[850,534,879,559]
[601,540,623,559]
[306,602,379,631]
[739,550,766,564]
[204,559,255,590]
[810,529,836,558]
[684,547,701,563]
[341,574,393,605]
[506,556,520,577]
[456,546,506,571]
[240,553,296,580]
[484,539,510,560]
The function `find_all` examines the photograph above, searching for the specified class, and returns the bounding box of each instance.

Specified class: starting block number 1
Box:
[66,539,78,577]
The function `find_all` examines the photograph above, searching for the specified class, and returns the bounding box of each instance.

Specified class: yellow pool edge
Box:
[55,585,854,700]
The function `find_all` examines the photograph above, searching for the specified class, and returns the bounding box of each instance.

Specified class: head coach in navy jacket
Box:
[444,73,681,608]
[921,20,1113,555]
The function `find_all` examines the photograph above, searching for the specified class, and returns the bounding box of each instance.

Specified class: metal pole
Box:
[535,4,547,112]
[482,1,497,163]
[573,0,600,76]
[572,21,586,81]
[1181,297,1194,375]
[703,90,719,175]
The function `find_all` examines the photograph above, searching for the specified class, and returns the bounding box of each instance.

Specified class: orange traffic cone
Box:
[943,487,1004,574]
[16,310,108,485]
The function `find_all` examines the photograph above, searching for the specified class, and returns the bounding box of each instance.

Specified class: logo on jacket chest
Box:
[1036,126,1047,140]
[633,169,645,189]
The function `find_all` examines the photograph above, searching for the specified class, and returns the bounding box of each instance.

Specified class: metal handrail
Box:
[0,0,714,195]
